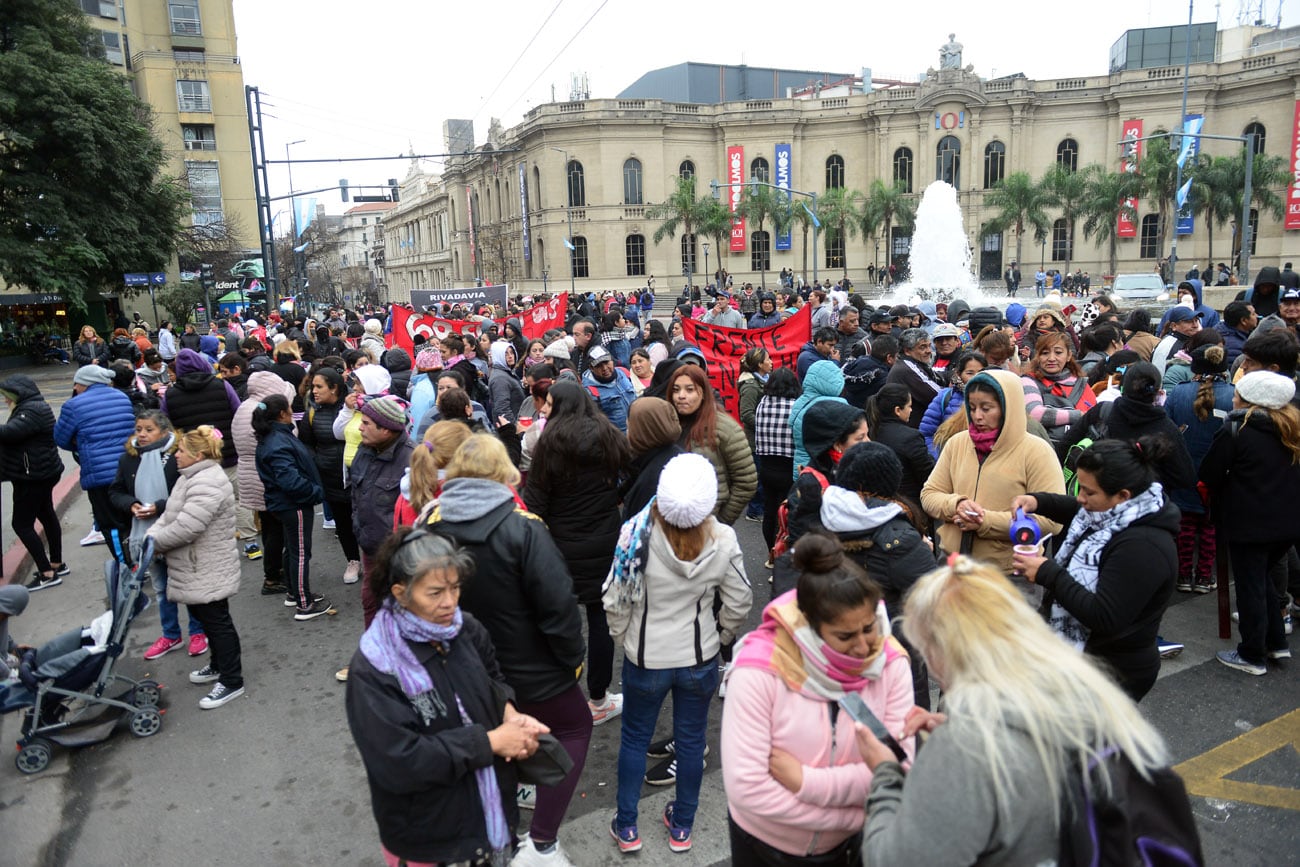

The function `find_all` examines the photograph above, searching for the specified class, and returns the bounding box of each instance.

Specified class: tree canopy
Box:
[0,0,188,309]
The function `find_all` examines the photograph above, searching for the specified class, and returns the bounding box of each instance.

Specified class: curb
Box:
[1,469,82,584]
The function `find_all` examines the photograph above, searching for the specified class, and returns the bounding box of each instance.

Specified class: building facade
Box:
[382,30,1300,303]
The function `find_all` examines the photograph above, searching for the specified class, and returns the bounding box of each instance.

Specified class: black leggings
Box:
[585,602,614,701]
[758,455,794,552]
[11,478,61,574]
[325,497,360,562]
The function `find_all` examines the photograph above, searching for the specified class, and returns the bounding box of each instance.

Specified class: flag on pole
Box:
[563,238,575,251]
[1176,178,1193,210]
[1177,115,1205,169]
[802,201,820,228]
[294,197,317,237]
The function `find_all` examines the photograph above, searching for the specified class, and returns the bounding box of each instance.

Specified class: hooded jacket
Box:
[920,370,1064,573]
[1063,394,1196,491]
[162,349,241,467]
[0,376,64,483]
[54,383,136,490]
[486,343,525,425]
[1199,407,1300,544]
[1238,266,1282,318]
[1157,280,1220,332]
[790,361,847,476]
[146,459,240,605]
[819,486,937,616]
[109,334,142,365]
[381,346,412,399]
[232,372,298,512]
[428,477,586,704]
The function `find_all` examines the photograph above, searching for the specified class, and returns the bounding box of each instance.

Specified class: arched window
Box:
[893,147,913,193]
[532,165,542,211]
[626,234,646,276]
[1051,218,1070,261]
[1056,138,1079,173]
[471,191,481,230]
[826,232,845,270]
[1243,122,1266,156]
[751,157,770,184]
[681,233,697,276]
[623,158,643,205]
[1139,215,1160,259]
[825,155,845,190]
[936,136,961,188]
[494,178,503,220]
[679,160,695,179]
[1248,208,1259,256]
[750,231,771,273]
[566,160,585,208]
[983,141,1005,189]
[571,235,589,278]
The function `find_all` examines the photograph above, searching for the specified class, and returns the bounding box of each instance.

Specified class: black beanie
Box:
[1190,344,1229,376]
[835,442,904,498]
[802,401,865,463]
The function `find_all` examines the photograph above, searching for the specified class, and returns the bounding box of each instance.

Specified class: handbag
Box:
[516,733,573,787]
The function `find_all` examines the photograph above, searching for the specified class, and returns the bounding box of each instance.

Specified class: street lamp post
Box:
[702,242,710,291]
[710,178,818,287]
[286,139,306,316]
[550,147,576,296]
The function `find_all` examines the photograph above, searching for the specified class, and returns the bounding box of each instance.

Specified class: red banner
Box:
[1286,101,1300,230]
[388,293,568,357]
[727,145,746,252]
[1118,118,1143,238]
[680,305,812,421]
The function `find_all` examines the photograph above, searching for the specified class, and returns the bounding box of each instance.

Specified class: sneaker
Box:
[589,693,624,726]
[286,592,325,608]
[1286,611,1294,636]
[294,598,335,621]
[1216,649,1267,676]
[143,635,183,660]
[510,837,575,867]
[718,661,731,699]
[50,563,71,577]
[1232,611,1240,623]
[743,512,762,523]
[243,543,263,561]
[1267,648,1292,660]
[199,683,244,709]
[662,802,692,853]
[610,818,641,853]
[321,518,336,530]
[188,634,209,656]
[343,560,361,584]
[1176,578,1193,593]
[189,664,221,684]
[335,665,350,682]
[260,579,287,596]
[80,529,105,546]
[517,783,537,811]
[646,738,710,760]
[23,573,62,593]
[1157,638,1184,658]
[646,756,707,786]
[1193,580,1216,594]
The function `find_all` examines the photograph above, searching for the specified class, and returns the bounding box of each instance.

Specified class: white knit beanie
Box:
[656,453,717,528]
[364,318,383,335]
[1236,370,1296,410]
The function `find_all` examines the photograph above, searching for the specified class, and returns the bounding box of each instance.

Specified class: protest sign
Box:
[680,305,811,420]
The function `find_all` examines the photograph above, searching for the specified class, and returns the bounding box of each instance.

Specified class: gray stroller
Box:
[1,534,164,774]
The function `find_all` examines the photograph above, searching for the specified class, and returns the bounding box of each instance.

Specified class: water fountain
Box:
[878,180,995,306]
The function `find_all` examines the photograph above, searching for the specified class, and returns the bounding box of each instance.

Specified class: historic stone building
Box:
[384,29,1300,303]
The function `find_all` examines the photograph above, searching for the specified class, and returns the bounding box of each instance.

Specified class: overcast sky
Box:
[232,0,1297,221]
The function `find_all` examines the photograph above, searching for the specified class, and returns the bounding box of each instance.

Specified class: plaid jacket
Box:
[754,395,796,458]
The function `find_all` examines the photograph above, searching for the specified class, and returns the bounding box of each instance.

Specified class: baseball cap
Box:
[932,323,962,339]
[1281,287,1300,302]
[587,345,612,365]
[1166,307,1204,323]
[869,311,896,326]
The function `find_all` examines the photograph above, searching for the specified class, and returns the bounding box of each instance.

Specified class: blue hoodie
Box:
[1157,280,1220,332]
[789,360,847,478]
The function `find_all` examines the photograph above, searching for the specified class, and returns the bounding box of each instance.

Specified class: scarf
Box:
[130,434,175,556]
[968,427,998,460]
[602,499,655,614]
[731,590,903,701]
[1050,483,1165,649]
[359,599,510,855]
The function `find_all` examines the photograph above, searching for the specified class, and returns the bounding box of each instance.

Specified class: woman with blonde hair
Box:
[392,420,470,526]
[72,325,110,367]
[854,555,1195,864]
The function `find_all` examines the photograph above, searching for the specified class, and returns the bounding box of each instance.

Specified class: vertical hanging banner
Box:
[466,185,477,266]
[1286,100,1300,230]
[774,143,793,251]
[1117,118,1143,239]
[519,163,532,261]
[728,145,746,252]
[1176,114,1204,236]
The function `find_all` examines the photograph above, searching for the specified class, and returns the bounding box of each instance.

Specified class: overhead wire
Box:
[497,0,611,118]
[469,0,567,125]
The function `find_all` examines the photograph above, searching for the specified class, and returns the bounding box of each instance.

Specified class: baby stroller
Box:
[1,534,164,774]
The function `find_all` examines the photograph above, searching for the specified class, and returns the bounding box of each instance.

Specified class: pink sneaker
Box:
[188,634,209,656]
[143,636,182,661]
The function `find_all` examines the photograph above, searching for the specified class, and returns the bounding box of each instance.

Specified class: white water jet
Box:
[878,180,1000,307]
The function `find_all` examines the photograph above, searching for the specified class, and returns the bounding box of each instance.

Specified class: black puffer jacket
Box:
[72,339,109,367]
[270,359,307,413]
[349,437,415,556]
[429,477,585,704]
[869,416,935,509]
[383,347,412,399]
[523,459,622,605]
[1200,408,1300,544]
[108,335,142,365]
[298,401,346,502]
[0,376,64,482]
[345,613,519,865]
[1063,395,1196,490]
[162,349,240,467]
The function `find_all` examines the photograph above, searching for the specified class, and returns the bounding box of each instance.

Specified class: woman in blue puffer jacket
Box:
[918,350,986,457]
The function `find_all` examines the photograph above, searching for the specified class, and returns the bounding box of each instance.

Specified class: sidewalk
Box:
[1,469,82,584]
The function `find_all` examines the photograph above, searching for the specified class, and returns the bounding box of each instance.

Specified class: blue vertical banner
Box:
[519,162,531,262]
[1176,113,1203,236]
[774,143,792,251]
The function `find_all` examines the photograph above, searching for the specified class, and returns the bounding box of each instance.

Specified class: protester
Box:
[842,335,895,407]
[0,376,66,590]
[752,368,800,560]
[885,329,943,427]
[668,364,757,524]
[620,396,683,520]
[55,364,137,547]
[865,383,934,509]
[1020,332,1097,447]
[72,325,110,367]
[582,345,637,433]
[789,359,847,477]
[270,341,308,413]
[919,349,986,457]
[299,366,361,585]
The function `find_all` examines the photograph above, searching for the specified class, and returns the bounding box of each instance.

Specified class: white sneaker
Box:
[80,529,105,546]
[589,693,624,726]
[322,518,336,530]
[516,783,536,810]
[511,837,574,867]
[343,560,361,584]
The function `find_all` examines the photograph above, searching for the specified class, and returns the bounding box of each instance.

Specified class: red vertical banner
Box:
[1117,118,1143,238]
[1285,100,1300,230]
[727,145,746,252]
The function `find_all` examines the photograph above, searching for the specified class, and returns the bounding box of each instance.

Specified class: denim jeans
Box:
[616,656,719,829]
[152,557,203,641]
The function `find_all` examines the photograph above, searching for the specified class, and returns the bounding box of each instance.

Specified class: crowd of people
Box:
[5,265,1298,865]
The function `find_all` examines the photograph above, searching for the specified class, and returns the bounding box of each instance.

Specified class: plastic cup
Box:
[1012,543,1042,576]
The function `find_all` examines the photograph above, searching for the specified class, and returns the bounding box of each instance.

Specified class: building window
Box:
[679,160,695,179]
[1248,208,1259,256]
[571,236,589,278]
[99,30,124,65]
[825,155,845,190]
[176,79,210,112]
[173,49,205,62]
[1243,122,1266,156]
[681,233,697,276]
[361,217,368,226]
[182,124,215,150]
[168,0,201,36]
[1139,214,1160,259]
[532,165,542,210]
[81,0,117,18]
[825,232,845,270]
[893,148,913,193]
[751,231,771,273]
[983,141,1005,189]
[1056,138,1079,173]
[1051,218,1070,261]
[566,160,585,208]
[750,158,770,184]
[936,136,961,188]
[623,158,643,205]
[185,161,222,226]
[626,234,647,276]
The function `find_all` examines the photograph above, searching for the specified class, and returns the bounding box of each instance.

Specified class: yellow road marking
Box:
[1172,709,1300,811]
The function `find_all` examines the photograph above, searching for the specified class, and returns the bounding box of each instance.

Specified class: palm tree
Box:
[1222,148,1289,269]
[646,175,714,290]
[736,184,792,289]
[980,171,1052,272]
[1078,168,1139,278]
[816,187,864,281]
[862,179,916,278]
[1040,163,1090,276]
[697,198,733,286]
[790,199,815,286]
[1187,154,1237,272]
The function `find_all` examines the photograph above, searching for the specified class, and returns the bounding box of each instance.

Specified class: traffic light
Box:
[340,179,349,202]
[199,263,215,290]
[389,178,399,203]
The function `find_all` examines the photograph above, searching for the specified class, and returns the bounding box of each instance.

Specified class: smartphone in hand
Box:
[838,693,908,762]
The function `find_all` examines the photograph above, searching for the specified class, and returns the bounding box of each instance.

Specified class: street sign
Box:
[150,272,167,285]
[123,273,149,286]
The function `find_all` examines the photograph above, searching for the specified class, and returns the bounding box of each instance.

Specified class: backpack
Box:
[1063,402,1114,497]
[1058,747,1204,867]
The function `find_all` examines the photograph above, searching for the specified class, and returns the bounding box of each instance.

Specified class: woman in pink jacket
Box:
[721,532,915,865]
